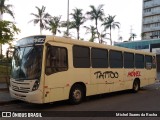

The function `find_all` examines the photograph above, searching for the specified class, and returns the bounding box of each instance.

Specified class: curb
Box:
[0,88,9,91]
[0,88,20,106]
[0,99,20,106]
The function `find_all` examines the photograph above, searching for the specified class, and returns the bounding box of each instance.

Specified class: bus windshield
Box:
[11,45,43,80]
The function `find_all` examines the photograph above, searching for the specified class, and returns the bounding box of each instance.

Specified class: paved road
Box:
[0,83,160,120]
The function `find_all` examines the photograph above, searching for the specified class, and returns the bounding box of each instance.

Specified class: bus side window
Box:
[152,56,156,68]
[135,54,144,69]
[124,52,134,68]
[73,45,90,68]
[145,55,152,69]
[45,46,68,75]
[91,48,108,68]
[109,50,123,68]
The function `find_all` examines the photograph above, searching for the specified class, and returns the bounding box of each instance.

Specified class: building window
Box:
[144,0,152,2]
[73,45,90,68]
[91,48,108,68]
[144,24,150,28]
[151,31,160,38]
[144,8,151,13]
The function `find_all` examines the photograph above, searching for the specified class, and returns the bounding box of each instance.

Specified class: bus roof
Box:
[46,35,155,56]
[19,35,156,56]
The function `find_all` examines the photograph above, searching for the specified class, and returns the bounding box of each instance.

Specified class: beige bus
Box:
[9,35,157,104]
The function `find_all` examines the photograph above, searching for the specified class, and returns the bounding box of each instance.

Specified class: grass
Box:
[0,65,10,76]
[0,65,10,83]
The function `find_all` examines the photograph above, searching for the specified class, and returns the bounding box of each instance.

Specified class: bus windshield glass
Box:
[11,45,43,80]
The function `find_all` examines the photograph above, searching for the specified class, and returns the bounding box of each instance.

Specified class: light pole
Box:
[67,0,69,36]
[0,12,2,56]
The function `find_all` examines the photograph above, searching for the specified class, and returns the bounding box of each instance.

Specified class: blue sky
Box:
[3,0,143,44]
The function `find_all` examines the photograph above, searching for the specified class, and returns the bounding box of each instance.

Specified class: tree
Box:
[129,33,137,41]
[29,6,51,35]
[6,42,14,59]
[0,0,14,19]
[118,36,123,41]
[86,4,105,42]
[99,31,110,44]
[141,32,146,40]
[102,15,120,45]
[47,16,61,35]
[61,21,74,37]
[84,25,97,42]
[70,8,86,40]
[0,0,14,56]
[0,20,20,44]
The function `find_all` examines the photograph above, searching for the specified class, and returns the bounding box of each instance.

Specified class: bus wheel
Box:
[69,85,84,104]
[132,80,140,93]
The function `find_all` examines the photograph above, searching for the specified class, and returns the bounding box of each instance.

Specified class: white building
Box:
[142,0,160,39]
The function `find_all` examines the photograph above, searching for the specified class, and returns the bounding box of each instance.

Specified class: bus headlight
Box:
[32,80,40,91]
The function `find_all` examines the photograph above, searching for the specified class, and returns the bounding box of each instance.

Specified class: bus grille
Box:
[12,85,30,93]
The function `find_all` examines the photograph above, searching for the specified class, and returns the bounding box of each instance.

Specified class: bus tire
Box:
[132,80,140,93]
[69,84,84,104]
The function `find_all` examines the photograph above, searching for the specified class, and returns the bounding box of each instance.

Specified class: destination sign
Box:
[16,36,46,46]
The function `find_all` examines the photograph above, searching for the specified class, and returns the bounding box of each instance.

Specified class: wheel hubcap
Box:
[134,83,138,91]
[73,89,81,101]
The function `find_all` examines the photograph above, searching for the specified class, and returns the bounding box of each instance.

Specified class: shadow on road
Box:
[17,88,150,110]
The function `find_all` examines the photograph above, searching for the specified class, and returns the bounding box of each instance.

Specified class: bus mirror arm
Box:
[45,43,52,47]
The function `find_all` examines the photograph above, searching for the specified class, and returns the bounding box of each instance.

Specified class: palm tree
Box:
[0,0,14,19]
[86,4,105,42]
[70,8,86,40]
[84,25,97,42]
[63,30,73,38]
[99,31,110,44]
[118,36,123,41]
[129,33,137,41]
[61,21,74,37]
[0,0,14,56]
[29,6,51,34]
[102,15,120,45]
[47,16,61,35]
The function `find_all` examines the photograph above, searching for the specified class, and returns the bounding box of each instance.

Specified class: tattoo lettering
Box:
[94,71,119,79]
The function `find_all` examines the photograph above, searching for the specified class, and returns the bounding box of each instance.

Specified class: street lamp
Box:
[67,0,69,36]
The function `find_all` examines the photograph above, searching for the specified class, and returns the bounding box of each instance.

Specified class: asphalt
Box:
[0,83,17,105]
[0,80,160,106]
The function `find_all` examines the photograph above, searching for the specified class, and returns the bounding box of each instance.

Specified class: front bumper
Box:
[9,87,44,104]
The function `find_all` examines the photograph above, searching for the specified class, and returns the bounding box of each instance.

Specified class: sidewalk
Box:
[0,83,17,105]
